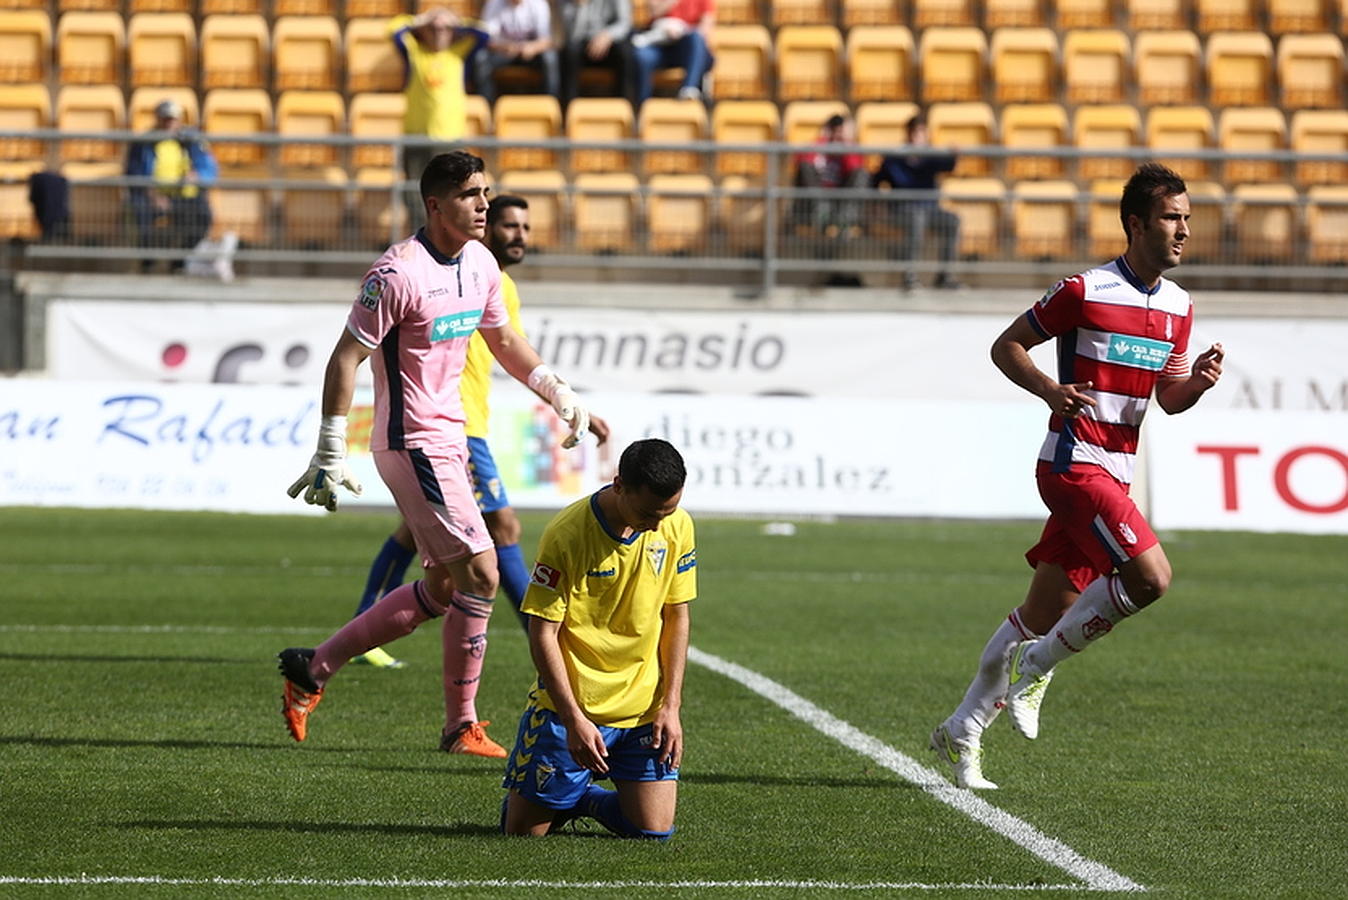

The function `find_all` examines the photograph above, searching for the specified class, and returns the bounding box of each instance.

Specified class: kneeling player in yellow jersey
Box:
[502,439,695,840]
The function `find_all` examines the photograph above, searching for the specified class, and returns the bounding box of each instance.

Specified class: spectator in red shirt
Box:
[791,113,867,235]
[629,0,715,106]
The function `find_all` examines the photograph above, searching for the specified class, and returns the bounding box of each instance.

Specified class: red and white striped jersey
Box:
[1025,256,1193,484]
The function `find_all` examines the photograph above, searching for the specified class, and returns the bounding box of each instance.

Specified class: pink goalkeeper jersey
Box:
[347,231,508,451]
[1027,256,1193,485]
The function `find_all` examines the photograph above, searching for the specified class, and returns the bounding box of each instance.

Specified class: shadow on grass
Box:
[123,818,501,838]
[683,772,912,790]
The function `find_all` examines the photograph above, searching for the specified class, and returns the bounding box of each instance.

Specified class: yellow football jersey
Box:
[390,15,478,140]
[461,270,524,439]
[523,489,698,728]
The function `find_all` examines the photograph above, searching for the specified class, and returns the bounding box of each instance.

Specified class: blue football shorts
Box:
[502,695,679,810]
[466,436,510,514]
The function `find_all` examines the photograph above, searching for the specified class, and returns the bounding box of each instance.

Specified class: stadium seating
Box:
[985,0,1046,27]
[346,17,402,94]
[0,84,50,163]
[841,0,903,27]
[352,165,404,246]
[1127,0,1188,30]
[128,13,195,87]
[566,97,634,174]
[201,14,269,90]
[202,0,264,13]
[647,174,714,252]
[496,169,566,249]
[0,10,51,83]
[919,27,988,102]
[712,99,780,179]
[209,165,271,243]
[855,100,920,169]
[62,160,123,242]
[717,174,766,253]
[1277,33,1344,108]
[708,25,772,100]
[1134,30,1202,105]
[1057,0,1114,29]
[349,91,404,169]
[0,161,43,240]
[640,98,708,175]
[1267,0,1331,33]
[1063,29,1130,104]
[56,85,125,163]
[1183,180,1227,260]
[716,0,762,25]
[276,90,345,167]
[939,177,1005,257]
[129,0,192,13]
[927,101,997,176]
[1196,0,1261,32]
[846,26,914,102]
[1085,178,1127,259]
[1148,105,1217,180]
[59,0,119,12]
[1218,107,1287,184]
[913,0,977,27]
[782,99,850,147]
[495,95,563,171]
[1290,109,1348,185]
[273,16,341,91]
[129,85,197,129]
[989,27,1059,103]
[203,88,273,167]
[776,26,844,101]
[1305,184,1348,263]
[770,0,834,26]
[1001,103,1069,179]
[1206,31,1275,107]
[280,165,348,246]
[1074,104,1143,180]
[346,0,404,17]
[56,12,123,85]
[573,172,640,252]
[1012,179,1078,259]
[1233,183,1299,262]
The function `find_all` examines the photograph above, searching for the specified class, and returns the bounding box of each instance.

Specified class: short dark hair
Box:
[420,150,485,201]
[824,114,847,131]
[487,194,528,229]
[1119,163,1187,240]
[905,113,926,139]
[618,439,686,498]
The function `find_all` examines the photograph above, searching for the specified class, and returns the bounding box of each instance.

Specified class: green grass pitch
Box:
[1,507,1345,898]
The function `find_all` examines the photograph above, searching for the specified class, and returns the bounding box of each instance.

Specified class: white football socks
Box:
[1023,574,1139,677]
[947,612,1037,743]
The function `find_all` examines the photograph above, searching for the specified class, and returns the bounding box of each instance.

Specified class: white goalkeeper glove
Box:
[527,364,590,449]
[286,415,363,511]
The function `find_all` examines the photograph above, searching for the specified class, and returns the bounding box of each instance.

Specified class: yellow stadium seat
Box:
[782,99,849,147]
[349,92,405,169]
[201,15,269,90]
[712,99,779,178]
[1057,0,1113,28]
[640,98,708,175]
[462,93,492,161]
[128,13,195,87]
[347,0,405,16]
[1002,103,1069,180]
[1233,183,1299,261]
[716,0,762,24]
[0,84,51,163]
[847,26,914,102]
[920,27,987,103]
[1207,32,1275,106]
[0,11,51,83]
[1085,178,1126,259]
[346,18,403,94]
[1147,105,1216,181]
[1074,104,1142,180]
[57,85,125,163]
[990,27,1059,103]
[927,101,997,176]
[209,165,271,244]
[276,90,345,167]
[1127,0,1188,30]
[776,26,844,102]
[1182,180,1226,261]
[129,86,198,130]
[496,169,566,250]
[708,26,772,100]
[769,0,833,26]
[1013,180,1078,260]
[496,95,563,171]
[353,166,407,247]
[202,0,264,14]
[129,0,192,13]
[281,165,347,247]
[1278,34,1343,108]
[274,16,341,92]
[566,97,634,175]
[842,0,903,26]
[913,0,977,27]
[718,174,766,254]
[574,172,640,252]
[1063,30,1130,104]
[0,161,43,240]
[856,100,920,170]
[1196,0,1259,31]
[1269,0,1330,32]
[1290,109,1348,186]
[274,0,338,15]
[56,12,123,86]
[60,0,119,12]
[204,88,274,167]
[1219,107,1287,184]
[61,160,122,242]
[1306,184,1348,263]
[940,177,1005,258]
[648,174,714,253]
[986,0,1046,27]
[1134,30,1201,105]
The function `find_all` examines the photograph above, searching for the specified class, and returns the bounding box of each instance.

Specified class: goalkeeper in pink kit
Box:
[279,151,592,755]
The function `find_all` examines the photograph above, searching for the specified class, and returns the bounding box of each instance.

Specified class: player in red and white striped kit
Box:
[930,164,1226,789]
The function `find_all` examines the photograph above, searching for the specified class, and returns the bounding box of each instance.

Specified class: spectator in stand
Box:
[629,0,715,107]
[791,113,867,237]
[872,112,962,290]
[475,0,561,105]
[125,99,218,273]
[560,0,635,108]
[390,7,488,227]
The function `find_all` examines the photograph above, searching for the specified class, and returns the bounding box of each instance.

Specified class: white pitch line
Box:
[688,646,1146,894]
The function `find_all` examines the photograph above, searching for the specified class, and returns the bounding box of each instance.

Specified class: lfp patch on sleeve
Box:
[359,274,386,310]
[531,563,561,591]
